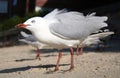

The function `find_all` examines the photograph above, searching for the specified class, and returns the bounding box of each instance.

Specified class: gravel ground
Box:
[0,39,120,78]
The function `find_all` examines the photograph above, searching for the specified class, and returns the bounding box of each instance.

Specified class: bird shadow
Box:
[30,48,70,54]
[0,64,69,73]
[15,58,36,62]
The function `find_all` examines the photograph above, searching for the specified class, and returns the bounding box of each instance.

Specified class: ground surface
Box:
[0,39,120,78]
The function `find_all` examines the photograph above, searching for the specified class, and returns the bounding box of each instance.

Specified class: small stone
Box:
[17,71,21,74]
[95,66,100,70]
[104,75,107,78]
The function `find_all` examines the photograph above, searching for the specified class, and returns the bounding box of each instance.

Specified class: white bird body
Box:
[19,31,54,49]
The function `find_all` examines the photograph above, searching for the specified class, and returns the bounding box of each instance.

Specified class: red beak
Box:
[16,23,28,28]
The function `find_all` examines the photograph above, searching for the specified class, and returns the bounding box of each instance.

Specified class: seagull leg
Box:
[54,50,62,71]
[36,48,41,60]
[79,45,83,55]
[76,45,79,56]
[62,48,74,73]
[69,47,74,71]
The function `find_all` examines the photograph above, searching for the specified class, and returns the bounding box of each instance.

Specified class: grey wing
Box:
[49,12,108,40]
[50,22,90,40]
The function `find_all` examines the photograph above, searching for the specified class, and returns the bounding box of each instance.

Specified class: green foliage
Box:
[0,12,45,32]
[0,16,22,31]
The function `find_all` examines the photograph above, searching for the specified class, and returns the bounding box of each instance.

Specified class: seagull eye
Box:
[31,20,35,23]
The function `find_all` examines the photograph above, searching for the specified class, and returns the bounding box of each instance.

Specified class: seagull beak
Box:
[16,23,29,28]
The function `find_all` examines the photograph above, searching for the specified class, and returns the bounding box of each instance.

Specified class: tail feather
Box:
[89,32,114,38]
[89,16,108,29]
[99,16,108,22]
[82,31,114,46]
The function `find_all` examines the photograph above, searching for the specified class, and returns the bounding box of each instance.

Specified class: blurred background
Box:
[0,0,120,47]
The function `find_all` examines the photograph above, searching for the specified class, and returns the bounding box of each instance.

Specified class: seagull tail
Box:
[89,32,114,38]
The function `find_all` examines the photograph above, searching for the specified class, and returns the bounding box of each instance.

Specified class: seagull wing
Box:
[49,12,108,40]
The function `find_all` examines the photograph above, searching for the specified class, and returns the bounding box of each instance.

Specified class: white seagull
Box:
[16,9,108,71]
[19,31,54,60]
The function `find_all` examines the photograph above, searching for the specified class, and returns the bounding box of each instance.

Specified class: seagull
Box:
[16,9,108,71]
[19,31,54,60]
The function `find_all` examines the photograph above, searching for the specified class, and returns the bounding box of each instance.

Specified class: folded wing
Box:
[50,11,108,40]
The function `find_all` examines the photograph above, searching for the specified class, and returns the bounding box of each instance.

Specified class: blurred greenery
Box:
[0,11,48,32]
[0,16,22,31]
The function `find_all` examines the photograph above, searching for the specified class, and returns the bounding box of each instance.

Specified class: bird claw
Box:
[46,69,58,74]
[54,68,59,72]
[79,52,83,55]
[62,66,74,73]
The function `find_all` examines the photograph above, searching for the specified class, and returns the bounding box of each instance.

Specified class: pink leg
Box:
[36,48,41,60]
[54,50,62,71]
[79,46,83,55]
[69,47,74,70]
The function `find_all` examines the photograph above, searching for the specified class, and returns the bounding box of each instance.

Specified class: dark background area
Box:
[0,0,120,47]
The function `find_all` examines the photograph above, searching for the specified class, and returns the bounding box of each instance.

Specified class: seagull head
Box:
[16,17,46,31]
